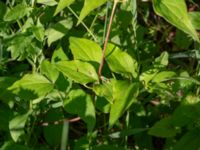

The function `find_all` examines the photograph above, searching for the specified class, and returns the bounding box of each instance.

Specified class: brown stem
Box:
[38,117,81,126]
[98,0,119,79]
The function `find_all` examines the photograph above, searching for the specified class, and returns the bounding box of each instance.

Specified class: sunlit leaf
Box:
[77,0,107,25]
[56,60,98,84]
[54,0,75,16]
[109,80,139,127]
[105,43,138,78]
[152,0,199,42]
[69,37,102,63]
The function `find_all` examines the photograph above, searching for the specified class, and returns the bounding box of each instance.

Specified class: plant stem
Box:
[67,6,97,42]
[98,0,119,79]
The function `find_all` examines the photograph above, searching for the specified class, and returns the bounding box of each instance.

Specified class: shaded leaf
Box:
[148,117,180,138]
[43,109,63,146]
[152,0,199,42]
[56,60,98,84]
[69,37,102,63]
[105,43,138,78]
[174,129,200,150]
[64,89,96,132]
[0,141,31,150]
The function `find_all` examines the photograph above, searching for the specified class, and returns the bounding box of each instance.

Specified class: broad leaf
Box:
[54,0,75,16]
[69,37,102,63]
[8,74,54,99]
[37,0,57,6]
[154,51,169,68]
[0,104,13,131]
[4,4,31,21]
[109,80,139,127]
[9,113,29,142]
[77,0,107,25]
[56,60,98,84]
[189,11,200,30]
[152,0,199,42]
[43,109,63,146]
[152,71,176,83]
[51,45,69,63]
[45,19,73,46]
[0,77,17,102]
[93,80,113,103]
[174,129,200,150]
[41,60,59,83]
[64,89,96,132]
[148,117,180,138]
[0,141,31,150]
[105,43,138,78]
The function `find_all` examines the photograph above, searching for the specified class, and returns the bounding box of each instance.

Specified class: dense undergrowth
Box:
[1,0,200,149]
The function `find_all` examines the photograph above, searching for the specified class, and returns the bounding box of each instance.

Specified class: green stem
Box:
[67,6,97,42]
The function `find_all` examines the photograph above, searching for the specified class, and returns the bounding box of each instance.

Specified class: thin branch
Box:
[38,117,81,126]
[98,0,119,79]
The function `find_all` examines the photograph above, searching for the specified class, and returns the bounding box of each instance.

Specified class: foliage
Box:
[1,0,200,149]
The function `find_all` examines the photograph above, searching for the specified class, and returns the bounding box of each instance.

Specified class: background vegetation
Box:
[1,0,200,149]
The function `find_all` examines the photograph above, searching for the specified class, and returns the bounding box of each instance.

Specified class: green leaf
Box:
[0,1,7,20]
[45,19,73,46]
[41,60,59,83]
[51,45,69,63]
[105,43,138,78]
[56,60,98,84]
[92,145,126,150]
[54,0,75,16]
[8,74,54,99]
[9,113,29,142]
[93,80,113,103]
[37,0,57,6]
[154,51,169,68]
[69,37,102,63]
[43,109,63,146]
[189,11,200,30]
[64,89,96,132]
[0,77,17,102]
[4,4,31,22]
[174,129,200,150]
[0,104,13,131]
[148,117,180,138]
[7,34,34,60]
[109,80,139,127]
[0,141,31,150]
[77,0,107,25]
[152,71,176,83]
[152,0,199,42]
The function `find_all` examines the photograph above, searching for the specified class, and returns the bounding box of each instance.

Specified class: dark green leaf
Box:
[148,117,180,138]
[64,89,96,132]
